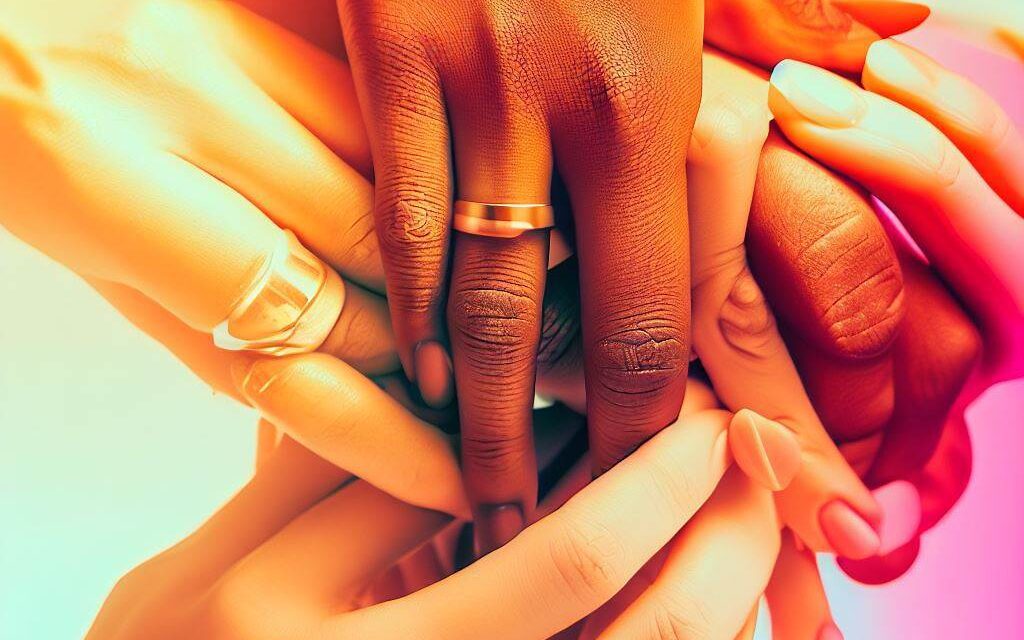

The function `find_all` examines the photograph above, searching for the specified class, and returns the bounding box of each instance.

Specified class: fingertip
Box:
[729,409,802,491]
[873,480,922,555]
[819,499,882,560]
[837,536,921,584]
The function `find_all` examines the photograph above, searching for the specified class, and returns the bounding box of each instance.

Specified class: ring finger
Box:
[445,80,554,554]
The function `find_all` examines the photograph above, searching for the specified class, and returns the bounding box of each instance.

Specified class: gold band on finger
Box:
[453,201,555,238]
[212,230,344,356]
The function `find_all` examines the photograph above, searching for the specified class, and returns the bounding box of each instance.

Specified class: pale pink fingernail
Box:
[820,500,881,559]
[818,621,844,640]
[729,409,802,491]
[873,480,922,555]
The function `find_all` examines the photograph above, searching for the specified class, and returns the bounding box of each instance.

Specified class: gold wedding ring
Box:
[453,201,555,238]
[212,230,344,356]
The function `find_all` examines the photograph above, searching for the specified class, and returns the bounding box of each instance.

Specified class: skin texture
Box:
[769,41,1023,582]
[336,0,703,551]
[1,3,1001,633]
[86,381,799,640]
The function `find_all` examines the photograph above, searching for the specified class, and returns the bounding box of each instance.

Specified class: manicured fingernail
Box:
[819,500,881,559]
[833,1,930,38]
[475,503,524,555]
[873,480,922,555]
[729,409,802,491]
[866,39,999,136]
[818,621,845,640]
[769,60,866,128]
[414,340,454,409]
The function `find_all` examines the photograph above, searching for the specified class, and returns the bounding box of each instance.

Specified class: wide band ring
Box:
[212,230,344,357]
[453,201,555,238]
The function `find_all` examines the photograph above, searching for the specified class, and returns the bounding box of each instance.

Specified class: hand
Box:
[769,39,1024,580]
[705,0,931,72]
[87,386,799,640]
[0,0,468,517]
[337,0,703,552]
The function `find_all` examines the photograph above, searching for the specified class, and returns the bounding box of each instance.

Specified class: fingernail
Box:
[769,60,866,128]
[414,340,454,409]
[475,503,524,555]
[866,39,999,136]
[817,621,845,640]
[819,500,881,559]
[873,480,922,555]
[229,357,285,402]
[729,409,802,491]
[833,1,930,38]
[865,39,936,90]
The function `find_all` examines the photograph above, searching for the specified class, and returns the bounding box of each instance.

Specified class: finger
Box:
[232,352,468,517]
[863,39,1024,214]
[214,479,449,626]
[88,277,397,401]
[448,232,548,553]
[444,70,554,552]
[748,131,905,361]
[746,131,903,451]
[337,3,454,394]
[840,412,972,584]
[177,67,385,293]
[215,1,372,176]
[765,529,843,640]
[865,252,981,486]
[167,6,383,292]
[687,79,880,559]
[86,433,349,639]
[596,469,780,640]
[331,407,736,639]
[704,0,929,73]
[768,59,1024,373]
[0,119,341,336]
[552,31,699,474]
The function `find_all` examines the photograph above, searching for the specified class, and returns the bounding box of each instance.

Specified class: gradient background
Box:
[1,2,1022,638]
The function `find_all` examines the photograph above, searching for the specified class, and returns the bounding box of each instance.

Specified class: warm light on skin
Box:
[85,377,799,640]
[1,0,1020,638]
[770,47,1024,380]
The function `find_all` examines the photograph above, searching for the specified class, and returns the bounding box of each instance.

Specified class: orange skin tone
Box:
[86,381,799,640]
[1,0,1010,635]
[335,0,704,554]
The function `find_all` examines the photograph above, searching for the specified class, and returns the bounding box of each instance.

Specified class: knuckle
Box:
[636,446,706,518]
[547,520,629,606]
[590,311,688,408]
[690,94,770,163]
[376,196,447,313]
[461,429,531,474]
[578,35,670,141]
[448,284,540,365]
[646,591,714,640]
[716,266,780,359]
[752,146,906,357]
